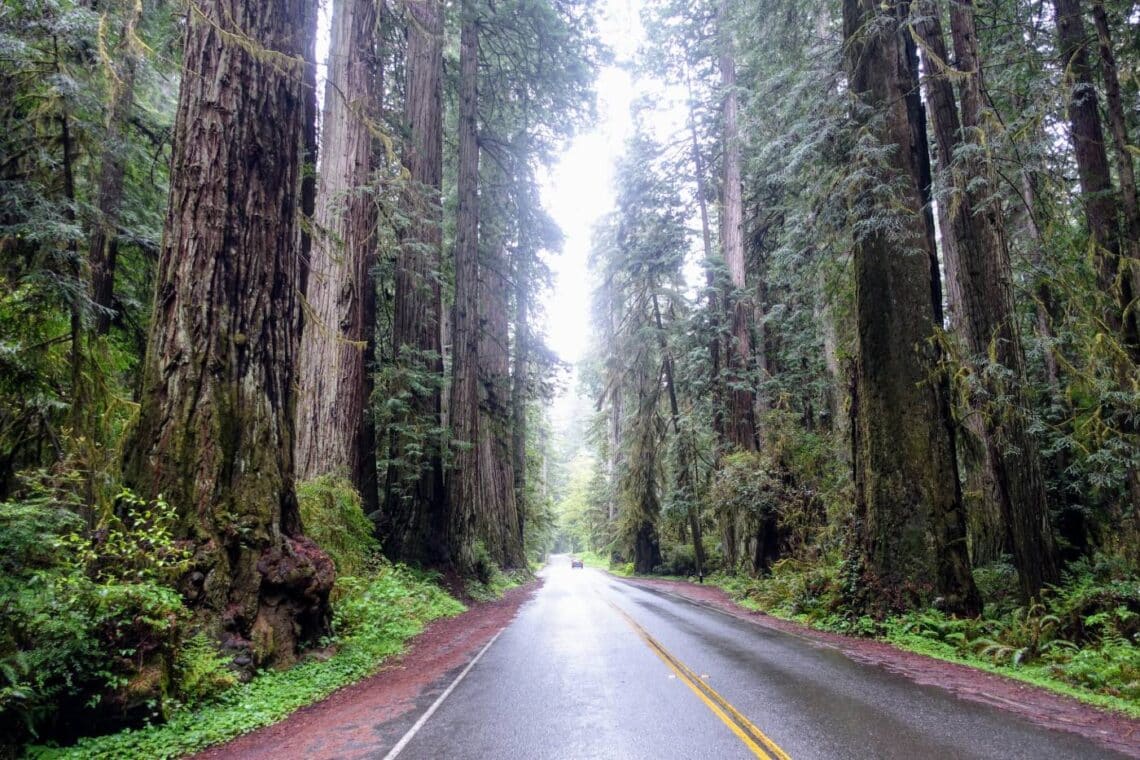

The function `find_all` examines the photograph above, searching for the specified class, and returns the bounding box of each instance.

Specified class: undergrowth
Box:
[708,553,1140,717]
[28,560,465,759]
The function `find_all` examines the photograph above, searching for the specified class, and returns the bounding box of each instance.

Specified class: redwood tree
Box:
[295,0,379,510]
[128,0,333,665]
[384,0,447,562]
[449,5,480,569]
[912,0,1058,599]
[842,0,979,614]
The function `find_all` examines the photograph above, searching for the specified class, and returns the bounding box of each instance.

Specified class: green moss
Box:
[297,476,380,576]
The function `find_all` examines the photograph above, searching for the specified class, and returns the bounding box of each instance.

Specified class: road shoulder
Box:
[619,575,1140,759]
[192,579,542,760]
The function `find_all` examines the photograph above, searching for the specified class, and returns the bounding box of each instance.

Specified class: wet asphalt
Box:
[388,556,1130,759]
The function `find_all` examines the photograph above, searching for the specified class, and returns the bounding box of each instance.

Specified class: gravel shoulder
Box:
[621,575,1140,759]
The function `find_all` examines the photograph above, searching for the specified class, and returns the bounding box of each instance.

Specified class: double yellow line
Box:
[608,600,791,760]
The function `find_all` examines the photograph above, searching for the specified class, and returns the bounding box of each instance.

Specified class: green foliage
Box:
[297,476,380,576]
[1,486,189,746]
[28,561,464,759]
[171,634,235,711]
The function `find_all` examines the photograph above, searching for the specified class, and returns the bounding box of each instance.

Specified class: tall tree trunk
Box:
[127,0,333,666]
[88,0,142,336]
[510,226,530,526]
[654,295,705,578]
[449,8,480,570]
[685,67,726,453]
[480,234,524,567]
[718,0,757,453]
[914,0,1059,597]
[1090,0,1140,564]
[1052,0,1140,363]
[385,0,446,562]
[842,0,979,615]
[295,0,379,513]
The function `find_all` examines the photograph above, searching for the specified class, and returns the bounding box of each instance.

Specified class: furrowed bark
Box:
[295,0,379,512]
[128,0,333,666]
[384,0,446,563]
[842,0,979,615]
[449,7,480,569]
[914,0,1058,598]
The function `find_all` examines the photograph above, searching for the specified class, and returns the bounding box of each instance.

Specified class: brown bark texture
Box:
[479,234,524,567]
[128,0,333,665]
[842,0,979,614]
[295,0,379,512]
[449,11,481,570]
[1052,0,1140,362]
[384,0,446,563]
[718,0,758,453]
[914,0,1058,597]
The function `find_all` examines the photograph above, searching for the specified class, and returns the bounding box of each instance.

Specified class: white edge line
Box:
[382,627,505,760]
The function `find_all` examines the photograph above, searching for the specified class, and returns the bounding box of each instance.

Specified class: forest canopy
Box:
[2,0,1140,753]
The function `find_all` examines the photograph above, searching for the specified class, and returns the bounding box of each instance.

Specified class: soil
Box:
[623,576,1140,759]
[192,580,541,760]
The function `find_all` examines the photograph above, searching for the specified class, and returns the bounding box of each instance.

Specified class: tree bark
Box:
[128,0,333,666]
[718,0,758,453]
[480,233,524,567]
[914,0,1058,597]
[385,0,446,563]
[449,8,480,570]
[842,0,979,615]
[1052,0,1140,363]
[295,0,379,513]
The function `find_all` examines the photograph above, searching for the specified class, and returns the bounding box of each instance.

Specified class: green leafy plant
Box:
[297,476,380,576]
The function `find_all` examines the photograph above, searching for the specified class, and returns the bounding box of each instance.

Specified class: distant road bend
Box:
[385,556,1131,760]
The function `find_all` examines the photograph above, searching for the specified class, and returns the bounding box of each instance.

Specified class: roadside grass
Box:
[703,557,1140,719]
[27,562,465,760]
[576,550,632,576]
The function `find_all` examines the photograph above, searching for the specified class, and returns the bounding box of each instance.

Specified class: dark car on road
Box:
[570,557,584,568]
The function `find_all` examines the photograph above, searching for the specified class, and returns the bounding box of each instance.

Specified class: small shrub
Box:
[172,634,236,710]
[297,476,380,576]
[0,488,189,747]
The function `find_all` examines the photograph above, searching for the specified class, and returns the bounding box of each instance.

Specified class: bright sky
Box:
[539,0,644,367]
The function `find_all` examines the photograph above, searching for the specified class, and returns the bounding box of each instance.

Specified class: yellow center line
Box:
[607,599,792,760]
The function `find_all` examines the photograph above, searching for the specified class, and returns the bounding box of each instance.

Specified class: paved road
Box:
[388,557,1128,759]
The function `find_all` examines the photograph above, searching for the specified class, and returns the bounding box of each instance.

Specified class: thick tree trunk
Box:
[295,0,379,513]
[1052,0,1140,363]
[718,0,758,453]
[842,0,979,615]
[449,10,481,570]
[915,0,1058,597]
[128,0,333,666]
[88,0,141,336]
[385,0,446,563]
